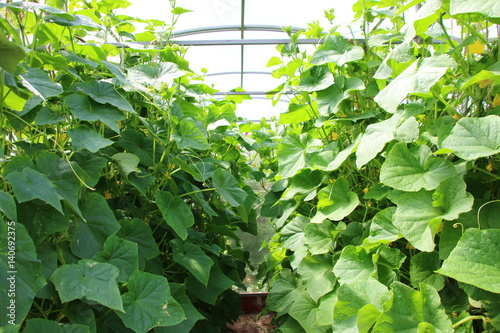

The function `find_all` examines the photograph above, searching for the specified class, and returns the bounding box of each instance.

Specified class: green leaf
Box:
[65,94,124,133]
[116,218,160,263]
[461,62,500,90]
[67,126,114,153]
[73,81,135,113]
[212,169,248,207]
[311,178,359,223]
[20,67,63,99]
[92,235,138,283]
[35,152,87,218]
[373,282,453,333]
[333,245,376,284]
[1,223,45,326]
[71,193,121,258]
[117,270,184,333]
[282,215,307,251]
[356,113,419,168]
[392,177,474,251]
[304,221,340,255]
[442,116,500,160]
[51,259,123,312]
[156,192,194,240]
[279,103,313,125]
[288,291,326,333]
[5,167,63,213]
[18,202,68,246]
[367,207,400,244]
[375,55,456,113]
[128,62,184,89]
[277,133,321,178]
[186,262,234,305]
[438,228,500,293]
[311,35,364,66]
[450,0,500,18]
[316,292,337,327]
[0,34,26,74]
[172,118,211,150]
[333,279,390,333]
[296,254,337,302]
[112,153,140,177]
[170,239,213,286]
[44,13,103,29]
[155,283,205,333]
[317,76,365,116]
[0,190,17,221]
[380,143,457,192]
[71,151,107,188]
[410,252,445,291]
[297,65,335,92]
[266,269,303,314]
[116,129,163,167]
[171,6,192,14]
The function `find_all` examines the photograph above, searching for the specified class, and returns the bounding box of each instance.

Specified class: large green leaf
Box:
[311,178,359,223]
[367,207,400,244]
[277,133,321,178]
[186,262,234,305]
[71,151,107,188]
[266,269,303,314]
[172,118,210,150]
[155,283,205,333]
[116,218,160,263]
[410,252,444,291]
[170,239,213,286]
[442,116,500,160]
[356,114,419,168]
[317,76,365,115]
[212,169,247,207]
[333,279,390,333]
[71,193,121,258]
[0,190,17,222]
[0,34,26,74]
[304,221,340,255]
[282,215,307,251]
[22,318,91,333]
[450,0,500,18]
[117,270,184,333]
[128,62,184,89]
[18,202,68,245]
[115,129,163,167]
[438,228,500,293]
[288,291,327,333]
[65,94,124,133]
[297,65,335,92]
[67,126,114,153]
[0,222,45,326]
[296,254,337,302]
[35,152,86,217]
[373,282,453,333]
[20,67,63,99]
[44,13,103,29]
[380,143,457,192]
[311,35,364,66]
[156,192,194,240]
[374,55,457,113]
[92,235,138,283]
[392,177,474,251]
[50,259,123,312]
[73,81,135,113]
[333,245,376,284]
[5,167,63,213]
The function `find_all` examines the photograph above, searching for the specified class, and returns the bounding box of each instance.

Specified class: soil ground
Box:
[226,313,276,333]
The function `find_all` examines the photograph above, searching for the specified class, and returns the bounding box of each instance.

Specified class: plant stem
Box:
[179,188,216,198]
[451,315,485,328]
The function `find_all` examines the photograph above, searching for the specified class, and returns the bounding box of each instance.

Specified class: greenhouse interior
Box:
[0,0,499,332]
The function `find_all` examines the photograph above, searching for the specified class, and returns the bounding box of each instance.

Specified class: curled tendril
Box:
[453,223,465,234]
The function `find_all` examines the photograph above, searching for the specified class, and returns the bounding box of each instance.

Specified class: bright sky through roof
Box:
[122,0,358,120]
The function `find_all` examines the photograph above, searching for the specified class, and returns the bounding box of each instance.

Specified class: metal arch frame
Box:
[171,25,307,38]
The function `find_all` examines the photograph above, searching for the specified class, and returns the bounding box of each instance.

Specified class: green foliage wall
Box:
[0,1,259,332]
[247,0,500,332]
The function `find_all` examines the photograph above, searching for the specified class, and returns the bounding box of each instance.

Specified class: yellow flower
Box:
[468,40,485,54]
[493,95,500,107]
[478,79,492,88]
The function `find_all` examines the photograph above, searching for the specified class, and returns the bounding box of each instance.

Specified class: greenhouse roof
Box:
[122,0,357,120]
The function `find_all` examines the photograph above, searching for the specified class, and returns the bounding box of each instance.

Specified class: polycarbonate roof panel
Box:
[124,0,358,119]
